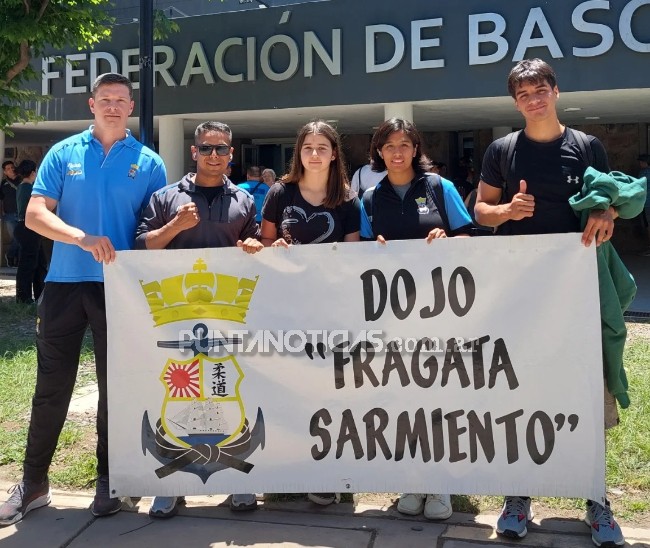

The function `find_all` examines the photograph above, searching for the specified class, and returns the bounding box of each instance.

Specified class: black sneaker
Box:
[90,475,121,517]
[0,480,51,526]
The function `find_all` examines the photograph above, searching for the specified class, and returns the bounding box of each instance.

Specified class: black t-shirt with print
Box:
[480,129,609,235]
[262,182,360,244]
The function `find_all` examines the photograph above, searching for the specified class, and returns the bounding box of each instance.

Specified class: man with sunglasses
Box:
[135,121,262,518]
[136,122,260,251]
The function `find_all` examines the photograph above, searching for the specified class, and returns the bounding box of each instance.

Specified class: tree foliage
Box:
[0,0,115,134]
[0,0,184,135]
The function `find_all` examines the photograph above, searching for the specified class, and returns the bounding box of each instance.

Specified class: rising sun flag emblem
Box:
[163,359,200,398]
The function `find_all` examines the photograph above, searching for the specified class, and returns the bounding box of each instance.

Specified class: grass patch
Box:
[0,297,98,487]
[608,334,650,489]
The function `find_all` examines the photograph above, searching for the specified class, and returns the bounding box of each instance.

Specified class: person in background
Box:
[350,162,386,199]
[361,118,472,521]
[452,156,475,201]
[0,73,167,527]
[136,121,262,518]
[13,160,47,304]
[239,165,261,185]
[1,160,20,267]
[430,161,447,178]
[262,168,277,186]
[239,166,269,223]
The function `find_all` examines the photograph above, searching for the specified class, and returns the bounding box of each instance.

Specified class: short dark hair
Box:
[16,159,37,178]
[91,72,133,99]
[507,58,557,98]
[370,118,432,174]
[247,166,261,178]
[194,121,232,145]
[2,161,15,170]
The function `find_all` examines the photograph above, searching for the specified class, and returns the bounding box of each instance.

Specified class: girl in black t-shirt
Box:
[260,121,358,507]
[260,121,360,247]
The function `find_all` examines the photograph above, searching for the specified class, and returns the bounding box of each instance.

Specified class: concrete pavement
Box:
[1,484,649,548]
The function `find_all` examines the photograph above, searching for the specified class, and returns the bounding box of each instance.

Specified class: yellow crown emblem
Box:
[140,259,259,327]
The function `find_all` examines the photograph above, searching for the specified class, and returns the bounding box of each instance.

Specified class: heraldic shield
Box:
[140,261,265,483]
[142,353,265,483]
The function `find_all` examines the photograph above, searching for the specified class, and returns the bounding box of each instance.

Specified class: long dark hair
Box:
[370,118,432,175]
[283,120,351,208]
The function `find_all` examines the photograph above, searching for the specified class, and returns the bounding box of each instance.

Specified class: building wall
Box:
[33,0,650,121]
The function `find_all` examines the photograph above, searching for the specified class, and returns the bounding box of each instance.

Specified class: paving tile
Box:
[0,504,93,548]
[68,511,372,547]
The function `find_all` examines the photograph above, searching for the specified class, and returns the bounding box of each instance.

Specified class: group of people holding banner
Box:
[1,58,646,548]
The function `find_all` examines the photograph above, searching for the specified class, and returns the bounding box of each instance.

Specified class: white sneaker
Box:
[307,492,341,506]
[148,496,185,519]
[424,494,452,520]
[230,493,257,511]
[397,493,425,515]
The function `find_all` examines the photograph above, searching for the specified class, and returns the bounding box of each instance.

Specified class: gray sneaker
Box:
[496,496,533,538]
[0,480,51,526]
[585,500,625,547]
[91,475,121,517]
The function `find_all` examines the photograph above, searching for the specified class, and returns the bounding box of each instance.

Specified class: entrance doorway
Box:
[241,139,295,178]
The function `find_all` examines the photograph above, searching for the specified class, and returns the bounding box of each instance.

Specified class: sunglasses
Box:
[196,144,231,156]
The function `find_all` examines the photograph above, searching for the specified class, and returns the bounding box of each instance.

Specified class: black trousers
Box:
[23,282,109,483]
[14,221,47,303]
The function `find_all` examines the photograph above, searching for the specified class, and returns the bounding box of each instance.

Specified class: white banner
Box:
[105,234,605,500]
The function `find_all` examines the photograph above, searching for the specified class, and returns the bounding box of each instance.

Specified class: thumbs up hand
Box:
[508,179,535,221]
[518,180,527,195]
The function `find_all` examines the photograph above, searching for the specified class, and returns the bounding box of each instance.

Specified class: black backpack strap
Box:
[251,181,264,195]
[361,185,375,219]
[424,173,450,233]
[499,130,522,200]
[567,128,594,167]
